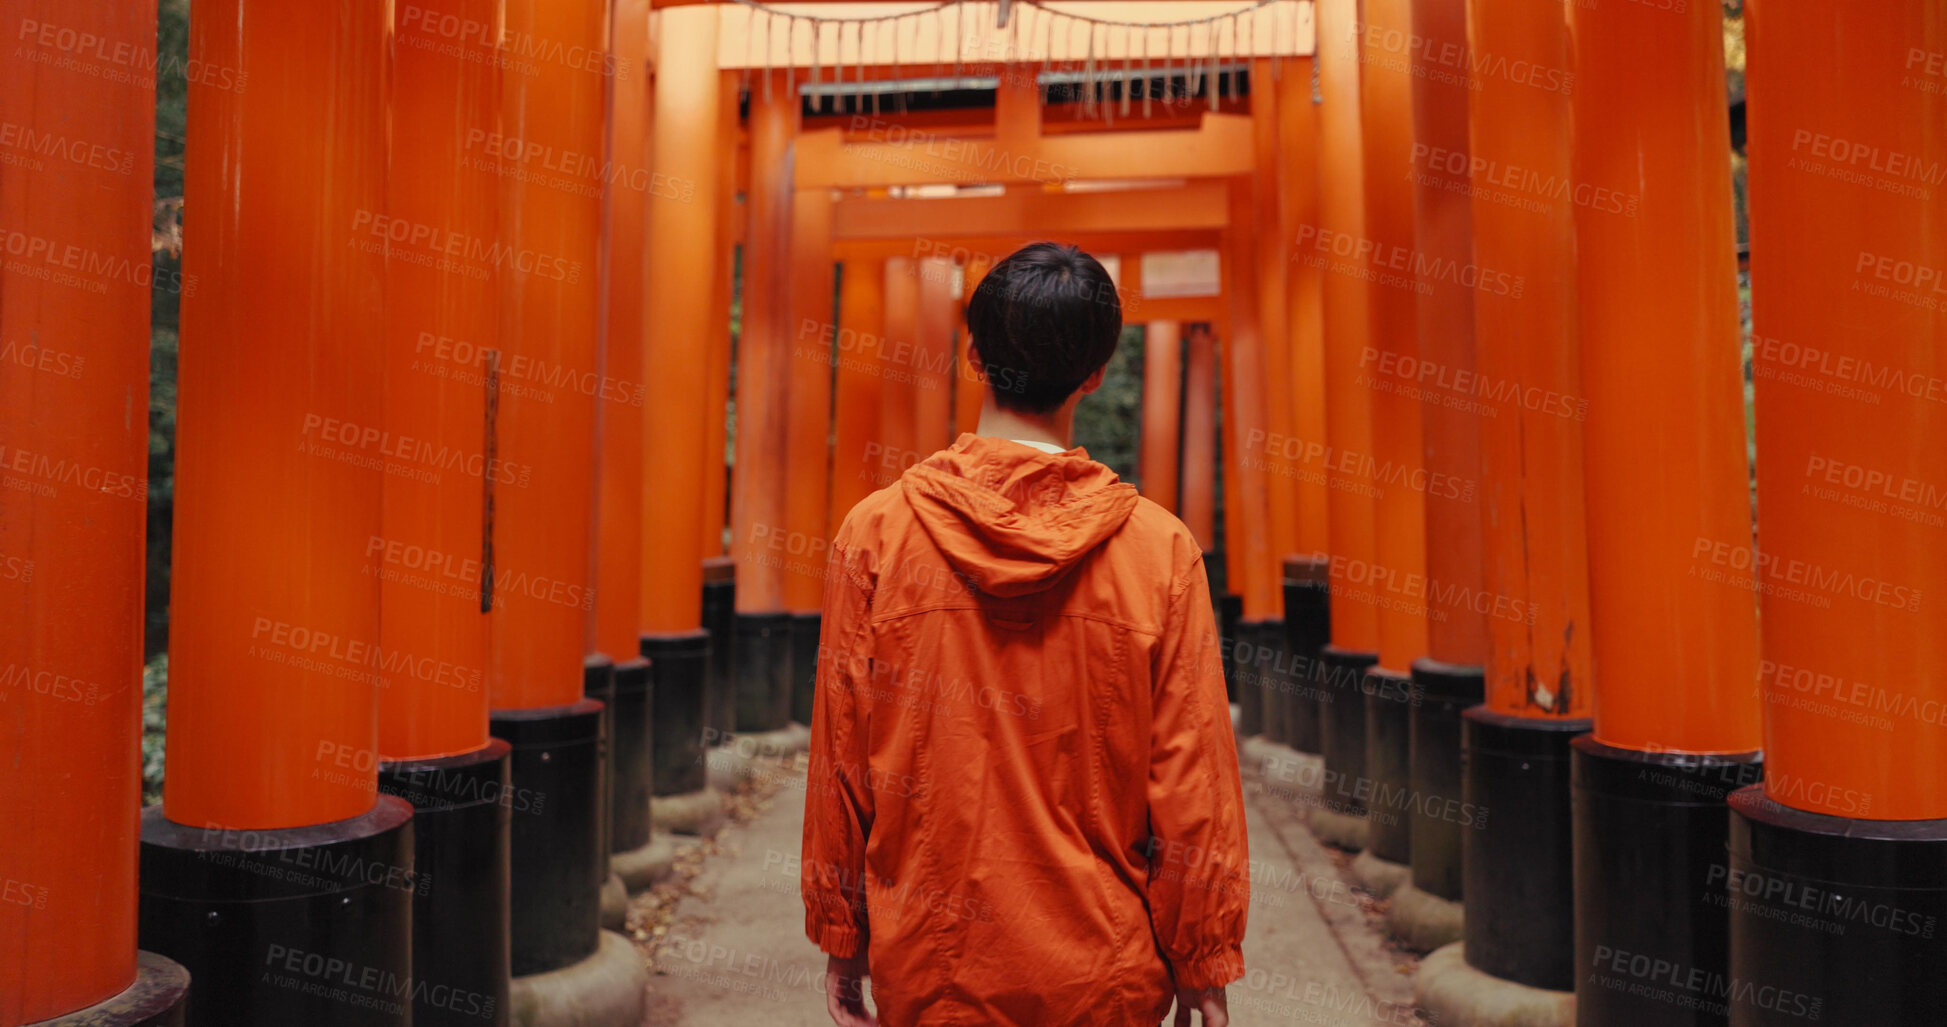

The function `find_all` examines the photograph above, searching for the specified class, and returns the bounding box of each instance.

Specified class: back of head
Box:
[965,242,1123,415]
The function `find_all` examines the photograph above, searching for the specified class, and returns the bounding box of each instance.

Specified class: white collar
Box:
[1009,438,1068,455]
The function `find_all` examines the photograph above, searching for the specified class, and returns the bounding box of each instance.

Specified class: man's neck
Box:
[975,396,1074,451]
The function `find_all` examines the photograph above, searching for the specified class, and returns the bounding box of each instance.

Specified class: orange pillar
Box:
[375,1,514,1012]
[701,68,739,562]
[1139,321,1184,512]
[1221,182,1274,623]
[378,0,498,762]
[1277,53,1334,755]
[698,68,739,742]
[643,8,722,635]
[1279,58,1329,562]
[731,71,797,730]
[0,2,180,1020]
[645,8,728,789]
[1356,0,1428,874]
[1400,0,1488,916]
[160,0,388,837]
[487,0,613,981]
[596,0,651,668]
[1251,58,1298,584]
[831,257,888,526]
[953,260,988,438]
[139,0,412,1016]
[1459,0,1591,995]
[1220,176,1276,742]
[1182,324,1220,552]
[879,256,923,480]
[1568,2,1760,1022]
[784,187,836,724]
[487,0,605,714]
[914,256,958,453]
[1728,1,1947,1016]
[1312,0,1382,834]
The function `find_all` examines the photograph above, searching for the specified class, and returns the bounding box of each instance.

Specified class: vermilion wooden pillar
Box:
[1397,0,1488,944]
[1278,57,1328,564]
[375,0,513,1017]
[1312,0,1380,849]
[484,0,616,984]
[914,256,958,454]
[1248,58,1303,755]
[1181,324,1219,552]
[1730,2,1947,1020]
[1251,58,1297,589]
[595,0,651,672]
[596,0,677,900]
[953,260,988,438]
[879,256,923,481]
[702,70,738,563]
[1568,3,1761,1023]
[1221,176,1277,744]
[731,72,796,731]
[0,2,186,1022]
[831,257,888,527]
[1139,321,1184,512]
[698,66,742,745]
[1275,54,1333,760]
[1356,0,1429,888]
[784,186,836,725]
[645,9,725,816]
[1458,0,1591,997]
[136,1,412,1020]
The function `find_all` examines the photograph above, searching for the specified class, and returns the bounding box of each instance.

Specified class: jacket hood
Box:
[900,434,1140,598]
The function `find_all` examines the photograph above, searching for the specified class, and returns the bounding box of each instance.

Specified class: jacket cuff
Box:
[1170,946,1245,990]
[806,912,867,958]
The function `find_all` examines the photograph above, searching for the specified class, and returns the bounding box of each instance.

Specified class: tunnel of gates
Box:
[2,0,1944,1025]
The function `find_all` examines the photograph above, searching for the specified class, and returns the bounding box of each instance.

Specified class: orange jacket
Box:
[802,434,1249,1026]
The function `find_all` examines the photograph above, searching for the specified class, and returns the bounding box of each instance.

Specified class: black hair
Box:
[965,242,1122,415]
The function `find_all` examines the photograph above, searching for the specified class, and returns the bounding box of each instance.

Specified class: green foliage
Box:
[142,655,169,804]
[1073,325,1144,482]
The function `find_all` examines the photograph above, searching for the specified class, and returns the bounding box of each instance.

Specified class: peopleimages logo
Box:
[14,17,247,92]
[0,120,137,174]
[414,333,645,407]
[350,209,581,284]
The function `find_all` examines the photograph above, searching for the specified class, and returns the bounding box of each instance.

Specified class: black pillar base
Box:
[1407,658,1483,902]
[1218,592,1243,704]
[1318,646,1378,817]
[789,611,821,726]
[137,798,415,1027]
[1265,619,1293,747]
[601,659,654,854]
[1461,706,1589,991]
[490,699,605,978]
[643,629,709,796]
[379,741,514,1027]
[582,657,616,865]
[1572,737,1761,1027]
[1363,666,1416,864]
[1281,555,1331,755]
[27,950,190,1026]
[700,556,738,741]
[1727,786,1947,1026]
[734,611,793,732]
[1235,617,1268,737]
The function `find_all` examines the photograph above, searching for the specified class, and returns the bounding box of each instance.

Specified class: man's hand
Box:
[825,952,878,1027]
[1171,986,1229,1027]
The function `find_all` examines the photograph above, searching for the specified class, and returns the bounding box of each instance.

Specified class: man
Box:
[802,243,1248,1027]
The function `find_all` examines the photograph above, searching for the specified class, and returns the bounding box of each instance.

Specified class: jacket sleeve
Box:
[801,530,876,958]
[1144,553,1250,989]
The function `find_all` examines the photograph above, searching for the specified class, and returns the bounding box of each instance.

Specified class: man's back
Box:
[802,434,1250,1027]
